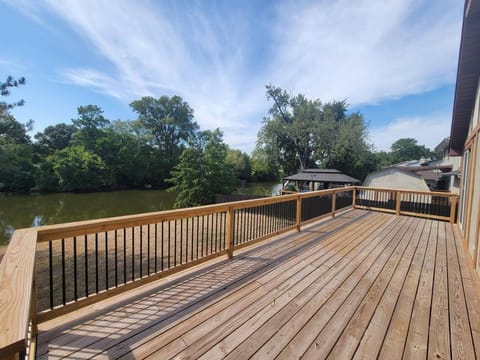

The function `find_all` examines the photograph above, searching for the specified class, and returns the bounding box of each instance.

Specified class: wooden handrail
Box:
[0,229,37,359]
[354,186,455,197]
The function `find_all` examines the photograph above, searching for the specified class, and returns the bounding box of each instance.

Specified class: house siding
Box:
[460,77,480,274]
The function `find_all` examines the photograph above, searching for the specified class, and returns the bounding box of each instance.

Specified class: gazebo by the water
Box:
[282,168,360,193]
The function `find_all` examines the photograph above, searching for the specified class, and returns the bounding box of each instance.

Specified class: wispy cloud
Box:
[270,0,462,104]
[3,0,463,152]
[369,113,451,152]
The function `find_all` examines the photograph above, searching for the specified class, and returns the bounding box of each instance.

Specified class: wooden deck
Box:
[36,209,480,359]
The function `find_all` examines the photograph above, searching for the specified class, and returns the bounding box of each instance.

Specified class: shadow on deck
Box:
[37,209,480,359]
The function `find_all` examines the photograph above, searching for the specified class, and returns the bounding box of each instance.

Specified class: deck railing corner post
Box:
[331,189,337,218]
[296,194,302,231]
[225,207,235,259]
[450,195,458,224]
[352,187,357,208]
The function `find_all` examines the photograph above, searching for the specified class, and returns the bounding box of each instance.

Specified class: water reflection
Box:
[0,182,281,246]
[0,190,177,246]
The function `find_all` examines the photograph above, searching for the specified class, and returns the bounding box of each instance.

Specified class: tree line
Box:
[0,77,443,208]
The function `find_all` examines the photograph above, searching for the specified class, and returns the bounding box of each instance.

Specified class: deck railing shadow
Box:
[38,210,368,358]
[0,186,458,358]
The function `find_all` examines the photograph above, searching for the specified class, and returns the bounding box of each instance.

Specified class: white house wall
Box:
[363,169,430,192]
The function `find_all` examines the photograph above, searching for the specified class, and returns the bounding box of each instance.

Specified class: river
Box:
[0,182,281,246]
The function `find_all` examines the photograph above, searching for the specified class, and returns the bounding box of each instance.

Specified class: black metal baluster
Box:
[115,230,118,287]
[196,217,200,259]
[147,224,151,275]
[131,227,135,281]
[223,212,227,249]
[155,223,158,273]
[204,216,208,256]
[105,232,108,290]
[95,233,99,293]
[168,221,171,268]
[161,222,164,271]
[179,219,183,264]
[190,217,194,261]
[140,225,143,278]
[84,235,88,297]
[214,213,218,252]
[61,238,66,305]
[49,241,53,308]
[73,236,77,301]
[174,220,177,267]
[123,228,126,284]
[210,214,214,255]
[246,209,250,242]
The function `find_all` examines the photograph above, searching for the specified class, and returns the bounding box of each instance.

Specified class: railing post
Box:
[450,195,457,224]
[352,187,357,208]
[332,190,337,218]
[225,208,235,259]
[296,194,302,231]
[395,191,401,215]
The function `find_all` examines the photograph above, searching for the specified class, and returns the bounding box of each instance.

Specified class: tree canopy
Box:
[257,85,375,180]
[390,138,432,163]
[0,79,448,199]
[169,129,236,208]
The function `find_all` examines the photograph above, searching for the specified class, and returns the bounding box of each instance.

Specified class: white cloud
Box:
[369,113,451,152]
[3,0,463,152]
[270,0,462,105]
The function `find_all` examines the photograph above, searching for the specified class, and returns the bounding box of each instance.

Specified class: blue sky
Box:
[1,0,464,153]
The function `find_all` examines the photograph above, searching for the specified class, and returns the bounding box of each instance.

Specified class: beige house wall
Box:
[363,168,430,192]
[460,78,480,274]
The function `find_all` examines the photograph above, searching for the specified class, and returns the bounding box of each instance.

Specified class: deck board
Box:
[36,210,480,359]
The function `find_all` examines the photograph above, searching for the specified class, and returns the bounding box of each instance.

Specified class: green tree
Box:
[1,76,25,113]
[390,138,431,163]
[49,145,110,191]
[34,123,77,158]
[0,137,35,191]
[130,95,199,159]
[321,112,376,180]
[257,85,373,180]
[70,105,110,152]
[260,85,321,172]
[169,129,235,208]
[226,149,251,181]
[250,146,280,181]
[0,76,35,191]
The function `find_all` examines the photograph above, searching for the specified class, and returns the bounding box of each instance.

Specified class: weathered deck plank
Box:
[36,210,480,360]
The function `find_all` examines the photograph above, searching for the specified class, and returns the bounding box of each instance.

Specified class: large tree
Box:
[130,96,199,160]
[34,123,77,157]
[390,138,432,163]
[259,85,321,172]
[169,129,235,208]
[0,76,35,191]
[48,145,110,191]
[257,85,374,180]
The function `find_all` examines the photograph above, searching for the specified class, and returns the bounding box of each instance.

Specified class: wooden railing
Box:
[0,186,457,358]
[354,186,457,223]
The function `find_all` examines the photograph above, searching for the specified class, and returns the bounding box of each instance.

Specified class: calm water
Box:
[0,182,281,245]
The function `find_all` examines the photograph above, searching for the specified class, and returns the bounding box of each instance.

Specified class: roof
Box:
[365,167,425,180]
[395,165,452,172]
[450,0,480,155]
[283,169,360,184]
[416,170,443,181]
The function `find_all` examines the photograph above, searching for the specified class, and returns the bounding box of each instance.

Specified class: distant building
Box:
[282,169,360,193]
[362,167,430,192]
[364,152,460,193]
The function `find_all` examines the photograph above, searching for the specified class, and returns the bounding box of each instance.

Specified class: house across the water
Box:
[282,168,360,193]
